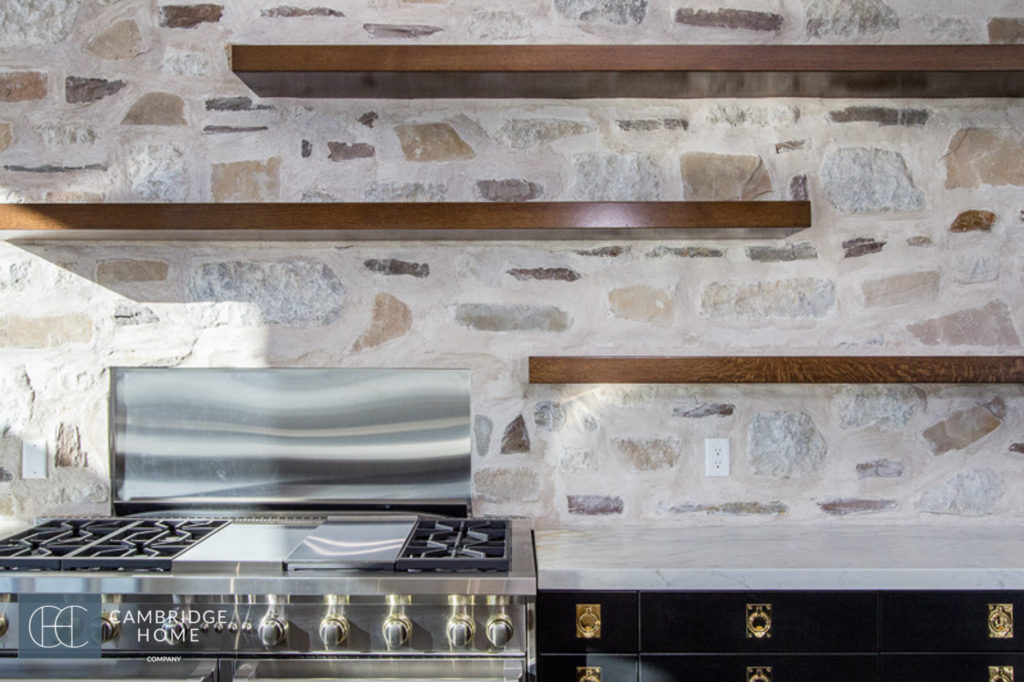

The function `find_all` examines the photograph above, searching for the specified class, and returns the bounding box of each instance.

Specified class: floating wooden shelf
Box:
[528,356,1024,384]
[231,45,1024,99]
[0,201,810,240]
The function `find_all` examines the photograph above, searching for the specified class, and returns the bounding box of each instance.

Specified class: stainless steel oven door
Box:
[230,658,524,682]
[0,658,217,681]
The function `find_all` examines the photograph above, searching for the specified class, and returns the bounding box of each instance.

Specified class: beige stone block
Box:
[907,301,1020,346]
[211,158,281,201]
[608,285,672,325]
[680,152,771,200]
[944,128,1024,189]
[352,293,411,351]
[923,403,1003,454]
[988,18,1024,44]
[473,468,539,503]
[394,123,474,162]
[85,19,145,60]
[861,270,940,308]
[0,71,46,101]
[613,437,681,471]
[122,92,186,126]
[96,259,169,285]
[0,122,10,152]
[0,314,92,348]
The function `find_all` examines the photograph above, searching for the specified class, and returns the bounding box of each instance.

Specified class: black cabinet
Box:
[537,591,639,654]
[881,592,1022,653]
[537,590,1023,681]
[640,591,878,653]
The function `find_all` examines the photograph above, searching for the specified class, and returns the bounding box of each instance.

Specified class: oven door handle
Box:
[231,659,524,682]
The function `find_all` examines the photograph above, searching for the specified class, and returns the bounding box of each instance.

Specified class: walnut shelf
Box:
[528,356,1024,384]
[231,45,1024,99]
[0,201,810,241]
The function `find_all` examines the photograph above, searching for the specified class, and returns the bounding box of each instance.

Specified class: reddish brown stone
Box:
[159,4,223,28]
[327,142,375,161]
[951,209,996,232]
[0,72,46,102]
[675,7,783,31]
[568,495,624,515]
[500,415,530,454]
[66,76,125,104]
[818,498,897,515]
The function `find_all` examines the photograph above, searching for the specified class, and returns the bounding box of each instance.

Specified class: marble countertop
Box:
[535,526,1024,591]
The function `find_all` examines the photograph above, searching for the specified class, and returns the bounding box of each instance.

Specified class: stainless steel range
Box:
[0,368,535,682]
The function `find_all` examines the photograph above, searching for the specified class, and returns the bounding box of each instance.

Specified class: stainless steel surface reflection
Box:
[109,368,471,511]
[284,520,416,570]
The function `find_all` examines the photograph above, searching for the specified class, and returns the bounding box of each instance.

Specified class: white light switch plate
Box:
[22,439,47,479]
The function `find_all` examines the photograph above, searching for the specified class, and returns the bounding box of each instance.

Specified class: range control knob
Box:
[382,614,412,648]
[162,620,188,643]
[257,617,287,647]
[0,615,7,638]
[447,614,475,648]
[319,616,349,648]
[486,615,514,648]
[100,614,120,643]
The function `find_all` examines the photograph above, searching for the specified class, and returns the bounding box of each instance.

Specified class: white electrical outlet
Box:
[704,437,730,477]
[22,439,47,479]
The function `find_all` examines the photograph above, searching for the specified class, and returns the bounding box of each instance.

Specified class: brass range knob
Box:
[319,616,349,648]
[748,666,772,682]
[447,613,475,648]
[486,614,514,648]
[383,614,412,648]
[990,666,1014,682]
[100,613,120,642]
[576,604,601,639]
[576,666,601,682]
[990,604,1014,639]
[0,615,7,638]
[746,604,772,639]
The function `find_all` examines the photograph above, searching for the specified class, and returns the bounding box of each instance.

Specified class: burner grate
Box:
[0,518,230,571]
[396,519,509,572]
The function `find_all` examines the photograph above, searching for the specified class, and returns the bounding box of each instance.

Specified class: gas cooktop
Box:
[0,518,230,571]
[0,516,511,573]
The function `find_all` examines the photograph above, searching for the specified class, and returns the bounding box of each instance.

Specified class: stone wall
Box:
[0,0,1022,527]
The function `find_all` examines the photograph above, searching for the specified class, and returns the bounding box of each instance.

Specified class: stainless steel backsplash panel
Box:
[109,368,471,512]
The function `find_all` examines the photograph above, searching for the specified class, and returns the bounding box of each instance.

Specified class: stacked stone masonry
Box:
[0,0,1022,525]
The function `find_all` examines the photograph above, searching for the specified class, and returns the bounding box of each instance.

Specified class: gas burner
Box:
[0,518,230,571]
[396,519,509,572]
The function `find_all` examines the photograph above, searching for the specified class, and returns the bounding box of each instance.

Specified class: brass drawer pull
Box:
[576,604,601,639]
[748,666,772,682]
[990,604,1014,639]
[990,666,1014,682]
[577,666,601,682]
[747,603,772,639]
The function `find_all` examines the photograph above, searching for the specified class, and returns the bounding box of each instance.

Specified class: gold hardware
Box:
[746,603,772,639]
[576,667,601,682]
[576,604,601,639]
[748,666,772,682]
[990,604,1014,639]
[990,666,1014,682]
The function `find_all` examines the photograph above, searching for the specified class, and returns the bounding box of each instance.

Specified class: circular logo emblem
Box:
[27,605,89,649]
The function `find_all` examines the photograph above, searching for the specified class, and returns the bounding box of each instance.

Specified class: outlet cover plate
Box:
[705,437,730,477]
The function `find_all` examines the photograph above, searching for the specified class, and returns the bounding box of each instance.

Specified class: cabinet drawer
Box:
[882,592,1024,652]
[538,654,637,682]
[641,654,878,682]
[882,654,1024,681]
[538,591,638,653]
[640,591,877,653]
